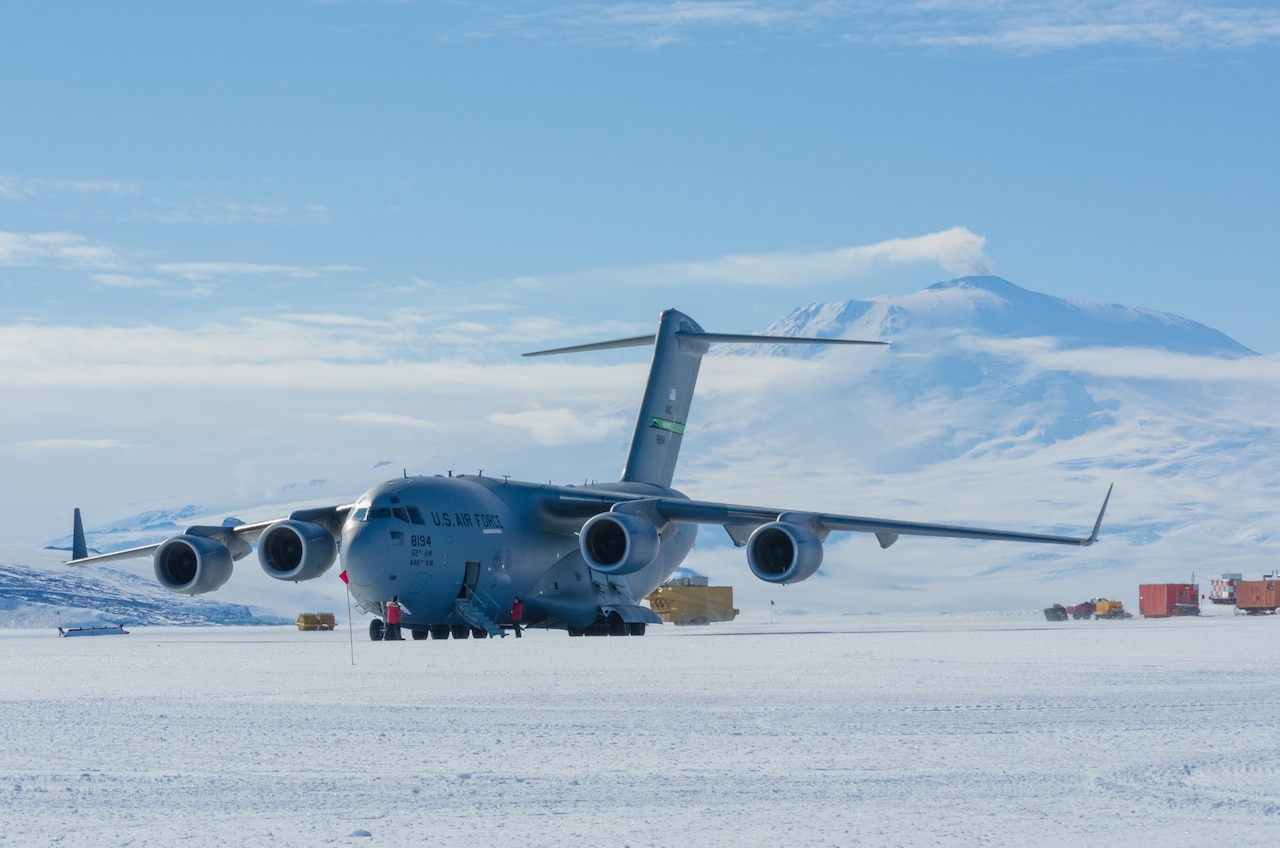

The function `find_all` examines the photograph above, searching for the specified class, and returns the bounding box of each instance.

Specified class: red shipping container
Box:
[1235,580,1280,613]
[1138,583,1200,618]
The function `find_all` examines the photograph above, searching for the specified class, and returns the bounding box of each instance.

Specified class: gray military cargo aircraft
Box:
[68,308,1110,639]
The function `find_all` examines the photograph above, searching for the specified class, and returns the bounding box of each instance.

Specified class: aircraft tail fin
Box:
[525,309,885,488]
[72,508,88,561]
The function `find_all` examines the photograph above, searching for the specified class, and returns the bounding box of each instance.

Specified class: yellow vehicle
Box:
[1091,599,1130,619]
[295,612,337,631]
[1063,598,1131,619]
[645,578,739,626]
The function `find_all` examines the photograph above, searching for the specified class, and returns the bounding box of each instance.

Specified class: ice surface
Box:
[2,611,1278,846]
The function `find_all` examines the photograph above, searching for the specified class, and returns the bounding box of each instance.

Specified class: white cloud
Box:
[91,273,165,289]
[152,262,362,280]
[0,175,139,199]
[477,1,1280,53]
[147,199,330,226]
[580,227,990,287]
[337,412,438,430]
[869,1,1280,54]
[486,407,630,446]
[0,231,119,268]
[0,319,645,396]
[962,336,1280,383]
[3,438,132,456]
[280,313,396,328]
[491,1,803,47]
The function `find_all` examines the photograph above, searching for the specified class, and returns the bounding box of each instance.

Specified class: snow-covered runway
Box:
[2,612,1278,847]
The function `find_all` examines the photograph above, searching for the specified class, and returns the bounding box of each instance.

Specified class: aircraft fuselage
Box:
[341,474,696,632]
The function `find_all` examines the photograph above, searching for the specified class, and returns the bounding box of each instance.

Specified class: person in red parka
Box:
[384,595,404,641]
[509,596,523,638]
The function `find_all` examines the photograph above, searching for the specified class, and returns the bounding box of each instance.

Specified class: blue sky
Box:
[1,1,1278,545]
[3,1,1277,348]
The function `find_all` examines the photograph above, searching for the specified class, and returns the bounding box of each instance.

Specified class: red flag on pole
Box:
[339,570,349,584]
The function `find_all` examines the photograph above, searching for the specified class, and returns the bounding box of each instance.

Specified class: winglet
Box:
[1085,484,1113,545]
[72,508,88,561]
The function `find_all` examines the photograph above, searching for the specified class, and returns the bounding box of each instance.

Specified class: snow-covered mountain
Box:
[681,276,1277,614]
[5,276,1276,622]
[755,276,1252,356]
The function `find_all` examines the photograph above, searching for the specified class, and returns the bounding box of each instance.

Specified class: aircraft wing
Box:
[65,506,352,566]
[556,484,1111,549]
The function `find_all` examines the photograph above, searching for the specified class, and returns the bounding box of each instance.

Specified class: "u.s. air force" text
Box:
[431,512,504,530]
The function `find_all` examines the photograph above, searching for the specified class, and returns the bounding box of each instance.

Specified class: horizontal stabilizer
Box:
[523,335,656,357]
[679,331,886,347]
[524,330,886,358]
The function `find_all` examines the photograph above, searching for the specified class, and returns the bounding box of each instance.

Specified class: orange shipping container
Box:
[1235,580,1280,613]
[1138,583,1200,618]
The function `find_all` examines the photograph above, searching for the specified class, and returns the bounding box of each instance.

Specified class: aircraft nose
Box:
[341,519,387,587]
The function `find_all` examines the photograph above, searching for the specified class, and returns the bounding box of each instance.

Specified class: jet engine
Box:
[746,521,824,584]
[257,520,338,582]
[154,535,234,595]
[580,512,661,576]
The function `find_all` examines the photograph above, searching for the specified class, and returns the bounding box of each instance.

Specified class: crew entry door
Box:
[459,561,480,600]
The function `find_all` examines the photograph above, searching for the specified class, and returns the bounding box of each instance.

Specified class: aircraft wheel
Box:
[369,619,385,641]
[629,623,646,636]
[568,628,584,637]
[471,628,488,639]
[430,625,451,640]
[450,624,471,639]
[410,629,429,641]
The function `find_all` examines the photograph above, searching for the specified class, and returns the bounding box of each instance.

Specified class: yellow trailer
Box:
[645,578,739,625]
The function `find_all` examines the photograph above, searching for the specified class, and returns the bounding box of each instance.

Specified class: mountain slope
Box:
[0,547,288,628]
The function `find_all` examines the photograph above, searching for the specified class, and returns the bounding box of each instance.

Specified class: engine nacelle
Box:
[580,512,661,576]
[746,521,824,584]
[258,520,338,582]
[154,534,234,595]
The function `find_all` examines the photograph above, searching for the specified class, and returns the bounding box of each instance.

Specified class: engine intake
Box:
[258,520,338,582]
[154,535,234,595]
[746,522,824,584]
[580,512,660,576]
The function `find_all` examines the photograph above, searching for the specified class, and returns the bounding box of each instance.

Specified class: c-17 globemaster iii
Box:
[68,308,1111,639]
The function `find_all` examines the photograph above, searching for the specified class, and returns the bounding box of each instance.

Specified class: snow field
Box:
[2,612,1279,847]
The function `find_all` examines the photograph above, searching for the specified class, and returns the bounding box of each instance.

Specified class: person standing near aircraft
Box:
[509,596,523,638]
[385,596,404,641]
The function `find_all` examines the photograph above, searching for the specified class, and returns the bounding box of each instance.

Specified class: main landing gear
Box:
[567,613,647,637]
[368,620,498,640]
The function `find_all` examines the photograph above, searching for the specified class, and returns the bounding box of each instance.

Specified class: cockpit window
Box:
[392,507,410,523]
[352,507,368,521]
[368,507,392,520]
[407,506,426,526]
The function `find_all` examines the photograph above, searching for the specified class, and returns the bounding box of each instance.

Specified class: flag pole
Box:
[341,570,354,666]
